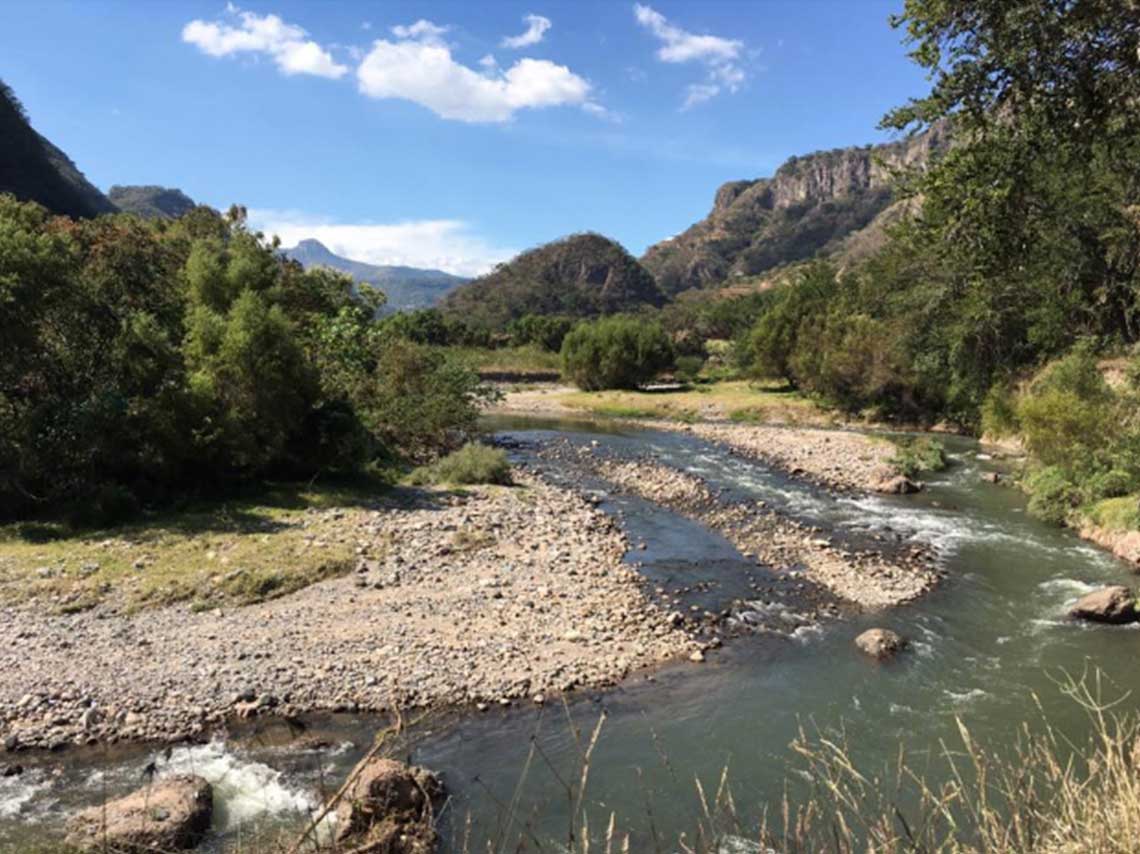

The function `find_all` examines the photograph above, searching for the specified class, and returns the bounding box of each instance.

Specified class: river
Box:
[2,415,1136,851]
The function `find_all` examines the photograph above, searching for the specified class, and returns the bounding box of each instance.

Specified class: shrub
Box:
[674,355,705,384]
[409,443,512,486]
[890,436,948,477]
[560,315,674,391]
[980,383,1020,437]
[1025,465,1079,525]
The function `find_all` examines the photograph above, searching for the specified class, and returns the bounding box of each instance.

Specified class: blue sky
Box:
[2,1,928,275]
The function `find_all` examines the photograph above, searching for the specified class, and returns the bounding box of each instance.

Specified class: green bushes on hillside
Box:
[982,345,1140,525]
[0,196,490,523]
[560,316,674,391]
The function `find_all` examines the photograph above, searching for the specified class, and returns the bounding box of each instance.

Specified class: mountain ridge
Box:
[282,239,467,312]
[0,79,117,219]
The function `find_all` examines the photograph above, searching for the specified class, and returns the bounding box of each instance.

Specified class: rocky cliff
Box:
[642,125,947,295]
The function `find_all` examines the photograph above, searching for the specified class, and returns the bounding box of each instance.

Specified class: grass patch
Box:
[557,380,828,425]
[450,345,562,375]
[889,436,949,477]
[0,478,387,613]
[1082,494,1140,531]
[408,443,512,486]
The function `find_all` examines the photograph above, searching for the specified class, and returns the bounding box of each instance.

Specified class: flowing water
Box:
[2,416,1137,851]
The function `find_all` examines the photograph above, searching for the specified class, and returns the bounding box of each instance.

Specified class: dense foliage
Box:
[560,315,674,391]
[0,197,490,522]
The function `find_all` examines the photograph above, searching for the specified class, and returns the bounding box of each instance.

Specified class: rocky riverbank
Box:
[539,442,940,610]
[490,388,913,493]
[0,475,697,752]
[676,423,908,494]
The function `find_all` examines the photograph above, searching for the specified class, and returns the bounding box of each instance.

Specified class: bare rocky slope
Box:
[641,124,947,295]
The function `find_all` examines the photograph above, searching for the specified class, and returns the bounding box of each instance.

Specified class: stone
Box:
[872,475,922,495]
[854,628,907,660]
[80,707,102,730]
[1069,586,1138,625]
[66,775,212,853]
[334,757,444,853]
[688,650,706,663]
[981,472,1002,484]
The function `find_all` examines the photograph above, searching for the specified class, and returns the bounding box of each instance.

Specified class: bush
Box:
[1026,465,1079,525]
[560,315,674,391]
[890,436,948,477]
[674,355,705,384]
[409,443,512,486]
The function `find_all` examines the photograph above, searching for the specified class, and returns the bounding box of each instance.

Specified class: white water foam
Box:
[0,774,50,821]
[155,741,321,831]
[944,688,988,706]
[1038,578,1099,597]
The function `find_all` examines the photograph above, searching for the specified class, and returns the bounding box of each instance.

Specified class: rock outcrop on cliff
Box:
[641,125,947,295]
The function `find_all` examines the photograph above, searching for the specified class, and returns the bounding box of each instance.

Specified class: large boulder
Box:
[335,757,444,854]
[1069,586,1138,625]
[854,628,907,660]
[66,774,212,852]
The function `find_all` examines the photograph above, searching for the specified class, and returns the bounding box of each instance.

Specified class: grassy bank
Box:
[0,479,388,614]
[555,380,833,425]
[451,344,562,375]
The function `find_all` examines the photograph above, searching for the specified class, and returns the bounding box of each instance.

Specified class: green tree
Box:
[561,315,674,391]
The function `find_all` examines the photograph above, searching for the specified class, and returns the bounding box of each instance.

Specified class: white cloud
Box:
[390,19,448,43]
[182,6,347,79]
[682,83,719,110]
[357,22,596,122]
[249,210,516,278]
[632,4,745,106]
[501,14,552,49]
[479,53,498,69]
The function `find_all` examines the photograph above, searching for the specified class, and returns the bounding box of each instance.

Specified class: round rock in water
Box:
[854,628,907,660]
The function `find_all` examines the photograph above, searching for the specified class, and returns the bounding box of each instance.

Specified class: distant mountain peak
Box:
[441,232,664,329]
[107,185,196,220]
[293,238,330,252]
[282,239,467,313]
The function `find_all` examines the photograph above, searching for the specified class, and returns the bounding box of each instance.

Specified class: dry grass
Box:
[0,480,385,614]
[557,380,832,426]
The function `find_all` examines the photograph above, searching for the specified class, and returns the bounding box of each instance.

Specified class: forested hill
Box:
[0,80,117,219]
[282,239,467,313]
[641,123,947,296]
[108,185,196,219]
[441,233,665,330]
